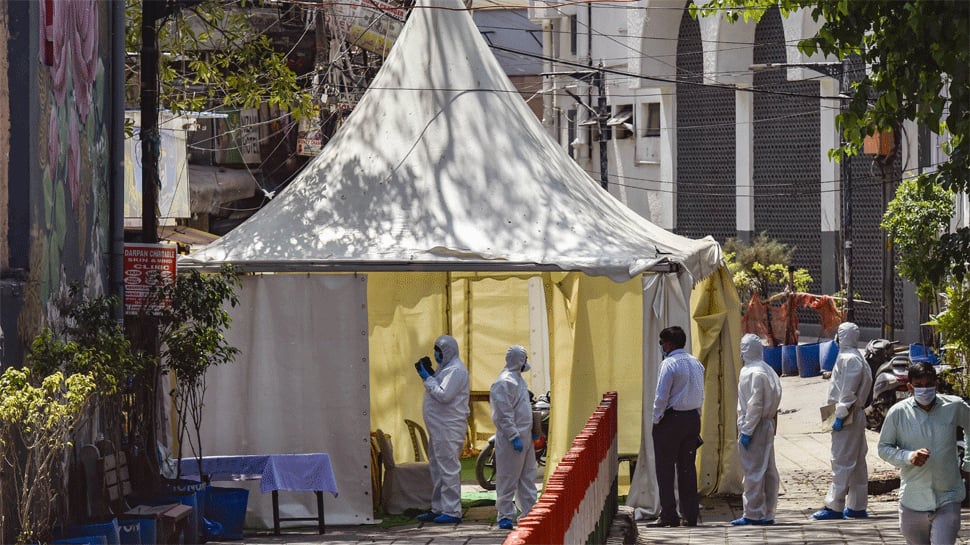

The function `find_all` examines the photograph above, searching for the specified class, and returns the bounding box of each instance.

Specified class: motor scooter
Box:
[864,339,911,432]
[475,391,550,491]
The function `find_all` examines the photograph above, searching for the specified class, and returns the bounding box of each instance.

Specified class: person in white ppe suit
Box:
[812,322,873,520]
[732,334,783,526]
[415,335,470,524]
[489,345,538,530]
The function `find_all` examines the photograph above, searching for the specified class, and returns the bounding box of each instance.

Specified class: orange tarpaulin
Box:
[742,292,842,346]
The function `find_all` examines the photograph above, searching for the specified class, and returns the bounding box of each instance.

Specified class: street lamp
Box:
[749,61,854,321]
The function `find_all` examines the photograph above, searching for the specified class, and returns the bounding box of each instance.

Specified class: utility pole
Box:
[594,65,608,191]
[838,63,854,322]
[546,68,609,191]
[141,0,161,244]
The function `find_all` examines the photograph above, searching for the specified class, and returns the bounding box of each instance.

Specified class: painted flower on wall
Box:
[39,0,99,213]
[26,0,107,329]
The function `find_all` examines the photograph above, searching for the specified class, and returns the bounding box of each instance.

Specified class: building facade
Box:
[1,1,121,365]
[530,1,958,341]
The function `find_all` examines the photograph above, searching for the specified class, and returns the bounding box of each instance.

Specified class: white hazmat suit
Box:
[489,346,538,526]
[822,322,873,516]
[736,334,783,523]
[422,335,470,520]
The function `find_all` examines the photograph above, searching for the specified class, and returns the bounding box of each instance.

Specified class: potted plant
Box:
[0,288,151,544]
[153,265,240,482]
[725,233,814,347]
[931,279,970,396]
[0,364,96,544]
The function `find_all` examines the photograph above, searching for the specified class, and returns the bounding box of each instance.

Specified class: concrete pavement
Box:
[211,376,970,544]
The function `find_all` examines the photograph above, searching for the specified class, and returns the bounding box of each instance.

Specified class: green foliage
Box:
[0,368,96,544]
[126,0,318,120]
[881,177,954,303]
[152,266,240,477]
[695,0,970,281]
[927,280,970,368]
[27,288,148,397]
[725,233,813,303]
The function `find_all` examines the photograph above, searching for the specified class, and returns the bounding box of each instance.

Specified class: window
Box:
[636,102,661,164]
[640,102,660,138]
[569,15,578,55]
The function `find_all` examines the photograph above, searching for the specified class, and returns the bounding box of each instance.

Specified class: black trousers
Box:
[652,409,701,524]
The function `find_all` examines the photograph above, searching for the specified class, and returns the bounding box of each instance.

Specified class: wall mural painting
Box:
[21,0,110,341]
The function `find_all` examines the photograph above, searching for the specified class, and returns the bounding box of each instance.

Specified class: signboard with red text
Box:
[124,243,177,316]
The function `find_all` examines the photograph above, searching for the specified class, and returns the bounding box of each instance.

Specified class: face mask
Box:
[913,386,937,406]
[659,341,667,359]
[434,347,443,364]
[521,360,531,373]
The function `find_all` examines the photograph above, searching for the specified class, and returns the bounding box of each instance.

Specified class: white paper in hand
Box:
[820,403,852,432]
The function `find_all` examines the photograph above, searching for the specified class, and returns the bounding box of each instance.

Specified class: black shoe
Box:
[683,519,698,527]
[646,518,680,528]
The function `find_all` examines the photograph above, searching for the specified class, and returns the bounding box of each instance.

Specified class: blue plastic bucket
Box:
[819,340,838,372]
[66,520,119,545]
[781,345,798,376]
[205,486,249,540]
[763,346,782,375]
[116,521,140,545]
[796,343,822,377]
[122,517,155,545]
[164,478,207,542]
[909,344,940,365]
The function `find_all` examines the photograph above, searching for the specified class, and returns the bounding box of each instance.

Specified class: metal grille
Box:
[850,150,905,330]
[675,6,736,241]
[751,7,823,325]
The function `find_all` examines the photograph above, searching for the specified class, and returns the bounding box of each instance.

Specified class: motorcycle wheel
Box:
[475,442,497,491]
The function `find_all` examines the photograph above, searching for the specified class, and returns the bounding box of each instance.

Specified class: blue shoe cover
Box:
[498,518,514,530]
[433,514,462,524]
[843,508,869,519]
[416,511,438,522]
[761,519,775,525]
[811,508,844,520]
[730,517,761,526]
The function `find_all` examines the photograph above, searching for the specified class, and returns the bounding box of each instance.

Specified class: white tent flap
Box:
[199,274,373,526]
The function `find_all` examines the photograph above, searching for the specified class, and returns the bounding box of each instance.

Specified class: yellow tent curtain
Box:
[364,268,741,501]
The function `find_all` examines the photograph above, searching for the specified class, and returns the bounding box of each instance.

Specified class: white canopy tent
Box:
[181,0,741,527]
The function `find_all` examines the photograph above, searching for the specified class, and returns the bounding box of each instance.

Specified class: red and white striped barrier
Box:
[505,392,619,545]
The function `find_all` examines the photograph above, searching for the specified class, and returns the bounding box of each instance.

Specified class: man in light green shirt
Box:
[878,361,970,545]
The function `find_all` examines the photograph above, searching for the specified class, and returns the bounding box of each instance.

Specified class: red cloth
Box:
[741,292,843,346]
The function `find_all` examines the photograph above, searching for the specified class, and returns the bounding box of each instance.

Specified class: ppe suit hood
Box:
[837,322,860,349]
[435,334,460,364]
[505,345,528,372]
[740,334,765,364]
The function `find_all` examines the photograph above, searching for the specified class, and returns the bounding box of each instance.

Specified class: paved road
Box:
[211,376,970,544]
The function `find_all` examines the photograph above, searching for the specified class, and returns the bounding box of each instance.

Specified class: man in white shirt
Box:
[878,361,970,544]
[649,326,705,528]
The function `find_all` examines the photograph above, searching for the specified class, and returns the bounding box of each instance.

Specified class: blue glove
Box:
[417,365,431,380]
[532,433,540,441]
[739,433,752,449]
[511,437,524,452]
[832,417,844,432]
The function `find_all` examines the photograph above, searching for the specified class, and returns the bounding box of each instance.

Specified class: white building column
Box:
[819,78,841,294]
[736,86,754,241]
